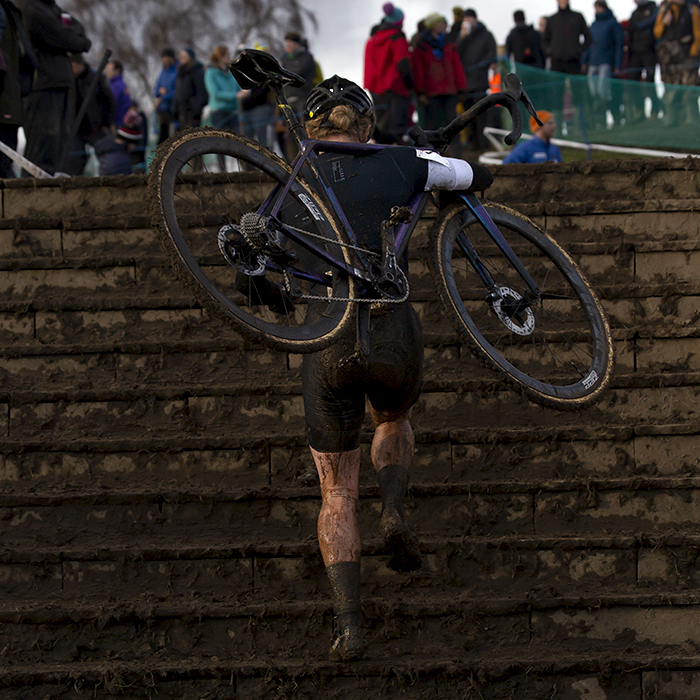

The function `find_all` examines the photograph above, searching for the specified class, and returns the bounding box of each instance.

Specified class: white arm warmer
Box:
[415,149,474,191]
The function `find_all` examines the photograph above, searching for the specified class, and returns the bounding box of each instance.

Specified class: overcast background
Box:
[301,0,637,85]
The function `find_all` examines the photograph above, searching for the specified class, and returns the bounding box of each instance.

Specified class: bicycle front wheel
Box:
[431,201,613,409]
[148,128,355,353]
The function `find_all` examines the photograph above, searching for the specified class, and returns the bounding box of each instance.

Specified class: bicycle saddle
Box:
[229,49,306,90]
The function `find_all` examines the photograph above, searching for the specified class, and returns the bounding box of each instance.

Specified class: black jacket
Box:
[173,60,208,121]
[0,0,35,124]
[627,1,658,54]
[542,6,592,63]
[281,47,316,108]
[457,22,497,95]
[506,22,545,68]
[16,0,90,91]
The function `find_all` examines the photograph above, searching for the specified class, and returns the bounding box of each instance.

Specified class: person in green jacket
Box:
[204,45,240,131]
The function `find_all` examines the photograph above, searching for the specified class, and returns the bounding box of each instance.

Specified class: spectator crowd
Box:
[0,0,327,177]
[362,0,700,163]
[0,0,696,176]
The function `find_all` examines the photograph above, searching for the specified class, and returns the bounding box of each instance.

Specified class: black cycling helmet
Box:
[304,75,375,127]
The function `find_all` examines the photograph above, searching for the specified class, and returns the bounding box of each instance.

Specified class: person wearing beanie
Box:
[423,11,447,32]
[379,1,403,26]
[363,3,414,143]
[502,109,562,163]
[172,47,208,129]
[94,107,143,176]
[410,12,467,141]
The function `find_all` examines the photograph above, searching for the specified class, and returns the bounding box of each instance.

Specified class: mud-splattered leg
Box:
[370,408,422,572]
[310,447,364,661]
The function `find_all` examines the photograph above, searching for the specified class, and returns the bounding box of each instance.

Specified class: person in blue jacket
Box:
[502,110,563,164]
[583,0,624,123]
[153,47,178,145]
[204,45,241,131]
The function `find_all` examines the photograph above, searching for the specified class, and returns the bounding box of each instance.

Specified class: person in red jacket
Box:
[410,11,467,143]
[363,3,414,143]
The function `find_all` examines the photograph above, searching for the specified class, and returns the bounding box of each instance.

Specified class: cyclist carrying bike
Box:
[301,75,493,661]
[150,53,613,661]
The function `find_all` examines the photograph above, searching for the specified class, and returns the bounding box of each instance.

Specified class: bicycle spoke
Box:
[150,129,354,352]
[432,202,612,407]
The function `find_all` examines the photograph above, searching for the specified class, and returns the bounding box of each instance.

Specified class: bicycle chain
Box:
[283,267,410,304]
[282,221,381,258]
[276,221,410,304]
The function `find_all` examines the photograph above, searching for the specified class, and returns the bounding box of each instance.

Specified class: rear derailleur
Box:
[217,213,296,314]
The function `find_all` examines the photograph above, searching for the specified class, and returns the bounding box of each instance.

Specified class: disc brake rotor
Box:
[217,223,266,276]
[491,286,536,336]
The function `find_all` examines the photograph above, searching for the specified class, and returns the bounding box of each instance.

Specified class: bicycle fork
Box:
[456,193,541,332]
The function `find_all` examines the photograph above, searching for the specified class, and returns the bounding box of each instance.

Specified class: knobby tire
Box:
[430,201,614,409]
[148,128,355,353]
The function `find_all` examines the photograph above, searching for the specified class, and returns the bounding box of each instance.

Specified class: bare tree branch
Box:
[62,0,315,108]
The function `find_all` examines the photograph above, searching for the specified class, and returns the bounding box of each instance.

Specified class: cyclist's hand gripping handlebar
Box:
[408,73,541,151]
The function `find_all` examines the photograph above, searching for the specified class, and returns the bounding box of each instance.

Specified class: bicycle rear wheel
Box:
[148,128,355,353]
[431,201,613,409]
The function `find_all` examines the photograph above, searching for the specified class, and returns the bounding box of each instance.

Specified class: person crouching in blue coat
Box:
[502,110,563,164]
[94,109,144,175]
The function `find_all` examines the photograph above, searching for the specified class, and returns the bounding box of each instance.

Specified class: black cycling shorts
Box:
[302,301,424,453]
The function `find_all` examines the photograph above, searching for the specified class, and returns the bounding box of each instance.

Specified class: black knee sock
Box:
[376,464,409,518]
[326,561,361,629]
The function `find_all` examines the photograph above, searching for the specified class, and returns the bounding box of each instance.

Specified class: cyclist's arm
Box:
[417,150,493,191]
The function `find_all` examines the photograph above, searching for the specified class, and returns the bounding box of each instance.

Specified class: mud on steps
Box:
[0,161,699,698]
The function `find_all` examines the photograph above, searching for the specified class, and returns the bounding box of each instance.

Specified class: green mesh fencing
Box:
[506,62,700,151]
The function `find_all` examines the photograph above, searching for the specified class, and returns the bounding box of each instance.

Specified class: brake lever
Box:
[499,73,542,143]
[502,73,542,125]
[521,90,542,126]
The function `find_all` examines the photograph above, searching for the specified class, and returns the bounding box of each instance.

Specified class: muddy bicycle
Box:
[148,49,613,410]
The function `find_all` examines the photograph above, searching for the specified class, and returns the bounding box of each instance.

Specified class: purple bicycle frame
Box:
[259,137,539,297]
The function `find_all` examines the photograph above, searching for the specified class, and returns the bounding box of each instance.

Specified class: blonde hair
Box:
[210,45,229,65]
[305,104,373,142]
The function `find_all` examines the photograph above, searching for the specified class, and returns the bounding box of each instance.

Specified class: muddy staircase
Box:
[1,160,700,699]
